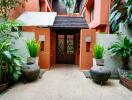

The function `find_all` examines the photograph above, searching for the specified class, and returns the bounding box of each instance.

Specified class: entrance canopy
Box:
[17,12,57,27]
[52,16,89,29]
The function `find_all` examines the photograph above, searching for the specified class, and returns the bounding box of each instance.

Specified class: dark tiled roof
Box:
[52,16,88,29]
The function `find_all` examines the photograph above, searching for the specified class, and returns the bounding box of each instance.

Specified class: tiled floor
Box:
[0,64,132,100]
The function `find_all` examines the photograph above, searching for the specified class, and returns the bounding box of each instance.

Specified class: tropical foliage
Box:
[108,36,132,70]
[26,39,40,57]
[0,20,22,39]
[110,0,132,33]
[0,21,24,84]
[0,0,26,20]
[93,44,105,59]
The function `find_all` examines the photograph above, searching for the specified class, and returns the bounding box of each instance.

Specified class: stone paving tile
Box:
[0,64,132,100]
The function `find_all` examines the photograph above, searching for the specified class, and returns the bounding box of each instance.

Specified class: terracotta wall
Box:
[9,5,25,20]
[35,28,51,69]
[40,0,52,12]
[23,27,51,70]
[80,29,96,70]
[81,0,111,33]
[9,0,40,19]
[25,0,40,11]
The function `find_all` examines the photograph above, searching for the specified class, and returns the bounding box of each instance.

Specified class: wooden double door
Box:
[56,34,75,64]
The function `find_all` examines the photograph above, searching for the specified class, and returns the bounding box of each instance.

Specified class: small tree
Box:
[62,0,74,13]
[0,0,26,20]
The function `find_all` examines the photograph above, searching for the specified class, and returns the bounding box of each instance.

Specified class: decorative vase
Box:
[27,57,39,65]
[22,63,40,82]
[96,59,104,66]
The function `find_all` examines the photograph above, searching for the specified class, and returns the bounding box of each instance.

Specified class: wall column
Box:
[35,28,51,69]
[80,29,96,70]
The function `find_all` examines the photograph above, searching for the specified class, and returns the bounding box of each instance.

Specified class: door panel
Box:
[57,34,75,64]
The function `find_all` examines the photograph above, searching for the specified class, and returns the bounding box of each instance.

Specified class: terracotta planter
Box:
[118,69,132,91]
[0,82,9,93]
[120,77,132,91]
[96,59,104,66]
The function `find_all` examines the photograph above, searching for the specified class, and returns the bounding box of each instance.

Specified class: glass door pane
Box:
[57,35,65,55]
[67,35,74,54]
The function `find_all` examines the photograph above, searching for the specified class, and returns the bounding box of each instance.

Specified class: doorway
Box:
[56,34,75,64]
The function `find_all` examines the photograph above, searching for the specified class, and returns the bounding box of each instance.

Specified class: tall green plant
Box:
[26,39,40,57]
[108,36,132,70]
[0,20,24,84]
[0,39,24,84]
[110,0,132,33]
[93,44,105,59]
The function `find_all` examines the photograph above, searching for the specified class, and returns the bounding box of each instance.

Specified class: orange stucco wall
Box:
[25,0,40,11]
[80,29,96,70]
[82,0,111,33]
[40,0,52,12]
[23,26,96,70]
[9,5,25,20]
[35,28,51,69]
[23,27,51,70]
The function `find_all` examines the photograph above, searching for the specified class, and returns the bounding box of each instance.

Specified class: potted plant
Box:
[93,44,105,66]
[108,36,132,90]
[26,39,40,65]
[22,39,40,82]
[110,0,132,33]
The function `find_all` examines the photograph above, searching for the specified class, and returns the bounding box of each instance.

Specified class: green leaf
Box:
[14,59,21,66]
[13,72,19,81]
[2,51,11,59]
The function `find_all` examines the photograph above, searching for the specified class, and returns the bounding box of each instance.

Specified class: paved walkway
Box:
[0,64,132,100]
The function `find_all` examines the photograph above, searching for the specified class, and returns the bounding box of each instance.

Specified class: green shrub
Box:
[93,44,105,59]
[108,36,132,70]
[26,39,40,57]
[0,21,25,84]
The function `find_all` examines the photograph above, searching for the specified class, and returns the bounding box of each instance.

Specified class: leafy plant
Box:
[127,73,132,80]
[108,36,132,70]
[26,39,40,57]
[93,44,105,59]
[0,20,22,39]
[0,20,24,84]
[0,39,25,84]
[0,0,26,20]
[110,0,132,33]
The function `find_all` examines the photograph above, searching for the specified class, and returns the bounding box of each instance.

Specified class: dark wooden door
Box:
[56,34,75,64]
